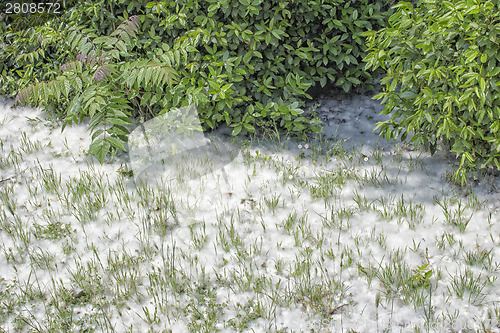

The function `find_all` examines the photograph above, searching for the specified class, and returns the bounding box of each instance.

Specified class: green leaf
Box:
[424,112,432,124]
[104,136,126,151]
[232,125,242,136]
[347,77,361,85]
[389,78,398,92]
[89,139,110,164]
[243,122,255,132]
[243,51,253,64]
[479,77,486,93]
[67,95,82,117]
[399,91,417,99]
[116,40,127,54]
[221,83,232,92]
[63,80,71,98]
[91,129,105,141]
[208,3,219,12]
[320,76,327,88]
[106,117,132,126]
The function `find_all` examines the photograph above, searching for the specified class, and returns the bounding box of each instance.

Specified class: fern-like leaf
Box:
[160,48,189,68]
[88,138,110,164]
[93,64,115,82]
[69,32,83,50]
[79,41,93,56]
[76,53,87,62]
[50,81,61,102]
[60,61,82,73]
[111,15,140,39]
[120,60,177,89]
[63,80,71,98]
[15,86,31,105]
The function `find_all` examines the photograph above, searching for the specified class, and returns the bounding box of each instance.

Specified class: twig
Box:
[329,303,349,315]
[0,175,16,183]
[0,168,29,184]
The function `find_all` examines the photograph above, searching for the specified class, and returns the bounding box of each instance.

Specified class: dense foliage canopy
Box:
[1,0,395,162]
[364,0,500,184]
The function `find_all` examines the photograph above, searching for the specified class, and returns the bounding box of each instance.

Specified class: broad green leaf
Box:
[479,77,486,93]
[232,125,242,136]
[424,112,432,123]
[399,91,417,99]
[243,122,255,132]
[320,76,327,88]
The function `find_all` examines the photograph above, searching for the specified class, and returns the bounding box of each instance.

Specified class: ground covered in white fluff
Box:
[0,90,499,332]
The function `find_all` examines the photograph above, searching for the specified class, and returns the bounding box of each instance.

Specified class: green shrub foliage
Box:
[364,0,500,185]
[2,0,395,162]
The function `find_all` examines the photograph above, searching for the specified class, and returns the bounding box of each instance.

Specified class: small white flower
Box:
[343,169,347,173]
[286,160,291,164]
[305,165,309,168]
[140,117,144,123]
[298,144,302,149]
[288,175,293,179]
[279,172,283,176]
[304,144,309,149]
[61,224,66,229]
[364,157,369,161]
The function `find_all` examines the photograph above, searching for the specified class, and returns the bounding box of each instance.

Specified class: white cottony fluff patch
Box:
[0,93,499,332]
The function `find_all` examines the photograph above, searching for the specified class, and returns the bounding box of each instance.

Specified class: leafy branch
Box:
[14,15,180,163]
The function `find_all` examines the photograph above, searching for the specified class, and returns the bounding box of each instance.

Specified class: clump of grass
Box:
[448,268,486,306]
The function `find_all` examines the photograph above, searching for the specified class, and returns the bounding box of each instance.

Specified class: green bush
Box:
[0,0,80,93]
[3,0,397,162]
[363,0,500,185]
